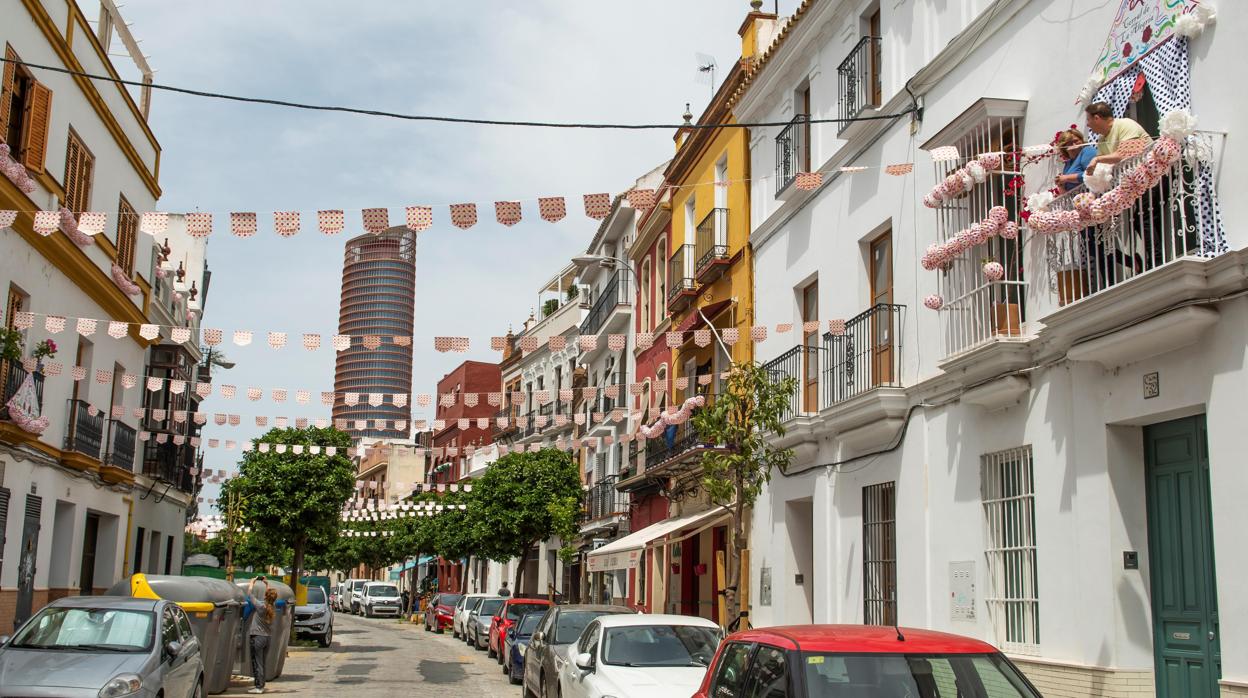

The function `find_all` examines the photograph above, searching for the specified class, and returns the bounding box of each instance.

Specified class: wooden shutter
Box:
[116,195,137,275]
[20,81,51,173]
[0,487,9,567]
[0,45,16,141]
[63,131,93,213]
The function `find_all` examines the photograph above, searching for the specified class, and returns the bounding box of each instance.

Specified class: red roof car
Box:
[691,625,1042,697]
[487,598,553,661]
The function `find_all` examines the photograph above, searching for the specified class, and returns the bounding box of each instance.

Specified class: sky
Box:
[109,1,803,508]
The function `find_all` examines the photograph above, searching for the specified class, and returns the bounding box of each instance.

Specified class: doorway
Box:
[1145,415,1220,697]
[80,513,100,595]
[801,283,819,413]
[14,494,41,629]
[785,499,814,624]
[869,231,894,386]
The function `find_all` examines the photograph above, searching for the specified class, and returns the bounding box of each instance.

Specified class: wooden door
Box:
[869,232,894,386]
[1146,415,1220,698]
[801,87,812,172]
[801,283,819,413]
[868,10,882,106]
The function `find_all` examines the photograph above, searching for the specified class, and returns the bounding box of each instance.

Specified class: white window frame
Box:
[981,445,1039,654]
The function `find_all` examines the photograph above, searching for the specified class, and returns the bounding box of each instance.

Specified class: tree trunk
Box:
[289,536,305,641]
[725,493,748,625]
[513,541,532,594]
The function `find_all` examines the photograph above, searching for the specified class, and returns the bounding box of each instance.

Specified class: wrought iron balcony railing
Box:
[585,475,629,521]
[65,399,104,460]
[104,420,137,471]
[694,208,729,274]
[837,36,882,135]
[1,363,44,418]
[580,272,630,337]
[763,343,826,422]
[775,114,808,195]
[667,244,696,305]
[824,303,905,406]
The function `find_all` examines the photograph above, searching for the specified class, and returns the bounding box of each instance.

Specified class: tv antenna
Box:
[695,52,718,100]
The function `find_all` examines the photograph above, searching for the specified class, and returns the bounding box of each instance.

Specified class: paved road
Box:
[222,612,519,696]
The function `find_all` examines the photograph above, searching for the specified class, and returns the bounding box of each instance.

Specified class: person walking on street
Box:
[246,576,277,694]
[497,581,511,598]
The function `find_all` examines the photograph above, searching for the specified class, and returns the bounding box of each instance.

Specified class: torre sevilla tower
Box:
[332,227,416,440]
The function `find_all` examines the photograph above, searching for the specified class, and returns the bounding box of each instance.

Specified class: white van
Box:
[346,578,369,614]
[360,582,403,618]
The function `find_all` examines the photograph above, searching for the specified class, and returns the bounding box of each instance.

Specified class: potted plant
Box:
[31,338,57,372]
[0,327,21,364]
[541,298,560,318]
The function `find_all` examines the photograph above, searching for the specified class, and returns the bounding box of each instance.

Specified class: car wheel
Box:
[487,642,496,659]
[319,627,331,648]
[194,676,205,698]
[509,665,522,685]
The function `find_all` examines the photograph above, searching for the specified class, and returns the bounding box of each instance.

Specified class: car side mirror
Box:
[507,629,517,640]
[574,652,594,672]
[164,641,182,660]
[0,635,10,646]
[531,631,543,643]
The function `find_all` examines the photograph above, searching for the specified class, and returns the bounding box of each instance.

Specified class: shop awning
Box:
[674,300,732,334]
[586,507,728,572]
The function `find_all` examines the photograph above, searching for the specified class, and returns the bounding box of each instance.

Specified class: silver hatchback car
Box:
[0,596,205,698]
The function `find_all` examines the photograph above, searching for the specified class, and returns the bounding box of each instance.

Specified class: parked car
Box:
[0,596,205,698]
[558,613,722,698]
[337,579,361,612]
[452,593,491,639]
[348,579,370,615]
[294,584,334,647]
[523,604,634,698]
[360,582,403,618]
[502,611,545,685]
[489,597,553,660]
[691,625,1043,698]
[425,593,462,633]
[467,596,505,650]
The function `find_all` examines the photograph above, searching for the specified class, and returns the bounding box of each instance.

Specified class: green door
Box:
[1145,415,1220,698]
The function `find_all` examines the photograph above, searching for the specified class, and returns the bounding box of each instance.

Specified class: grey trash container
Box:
[105,573,245,695]
[235,579,294,681]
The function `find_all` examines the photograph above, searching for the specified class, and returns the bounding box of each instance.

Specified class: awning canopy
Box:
[586,507,727,572]
[675,300,732,334]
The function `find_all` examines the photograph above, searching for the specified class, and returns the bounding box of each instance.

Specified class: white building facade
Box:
[736,1,1245,697]
[1,0,205,631]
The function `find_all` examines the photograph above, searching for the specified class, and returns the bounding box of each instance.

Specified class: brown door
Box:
[802,283,819,413]
[801,87,812,172]
[868,10,882,106]
[869,232,894,386]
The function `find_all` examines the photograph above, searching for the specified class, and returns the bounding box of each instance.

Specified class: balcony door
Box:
[869,231,893,386]
[868,10,882,106]
[801,283,819,413]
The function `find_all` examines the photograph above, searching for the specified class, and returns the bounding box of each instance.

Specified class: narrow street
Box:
[229,613,518,697]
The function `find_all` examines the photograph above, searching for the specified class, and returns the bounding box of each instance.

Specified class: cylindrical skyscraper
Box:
[333,227,416,440]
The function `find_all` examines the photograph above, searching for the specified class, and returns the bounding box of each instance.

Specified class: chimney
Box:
[739,0,779,66]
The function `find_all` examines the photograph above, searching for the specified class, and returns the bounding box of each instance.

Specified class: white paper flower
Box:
[959,171,974,192]
[1175,13,1204,38]
[1023,144,1054,158]
[1159,109,1198,140]
[1077,74,1104,105]
[1185,137,1212,168]
[1193,3,1217,25]
[1084,163,1115,194]
[1026,191,1055,213]
[966,161,987,184]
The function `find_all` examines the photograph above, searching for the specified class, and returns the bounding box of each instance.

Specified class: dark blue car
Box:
[502,611,545,685]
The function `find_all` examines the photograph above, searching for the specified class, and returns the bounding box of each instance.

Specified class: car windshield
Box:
[305,587,326,604]
[602,624,721,667]
[554,611,613,644]
[506,602,549,620]
[11,607,155,652]
[351,581,366,591]
[517,613,544,635]
[466,597,484,612]
[439,594,463,607]
[368,585,399,597]
[802,652,1040,698]
[478,599,504,616]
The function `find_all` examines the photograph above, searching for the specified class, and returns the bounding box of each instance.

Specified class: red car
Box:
[424,593,462,634]
[692,625,1042,697]
[487,597,553,661]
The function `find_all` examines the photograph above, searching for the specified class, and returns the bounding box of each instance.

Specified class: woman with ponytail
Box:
[246,576,276,694]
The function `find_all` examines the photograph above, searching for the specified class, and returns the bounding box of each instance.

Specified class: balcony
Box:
[104,420,137,471]
[837,36,882,138]
[825,304,905,406]
[582,475,630,534]
[762,343,825,423]
[491,407,519,440]
[1,363,44,419]
[142,441,197,492]
[617,419,715,495]
[775,114,808,196]
[667,244,697,314]
[1037,134,1231,369]
[694,208,730,284]
[580,272,631,337]
[64,399,105,462]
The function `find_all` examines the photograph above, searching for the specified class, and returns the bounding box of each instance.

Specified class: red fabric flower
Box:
[1142,26,1152,43]
[1122,42,1132,57]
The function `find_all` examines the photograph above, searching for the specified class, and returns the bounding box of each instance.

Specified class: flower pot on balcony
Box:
[1055,269,1086,307]
[992,302,1021,336]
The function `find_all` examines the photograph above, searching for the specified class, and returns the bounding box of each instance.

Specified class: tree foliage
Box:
[691,361,797,619]
[466,449,583,589]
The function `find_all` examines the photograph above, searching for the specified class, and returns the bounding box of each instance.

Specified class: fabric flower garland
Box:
[0,144,37,194]
[110,265,141,296]
[923,153,1003,208]
[920,205,1011,271]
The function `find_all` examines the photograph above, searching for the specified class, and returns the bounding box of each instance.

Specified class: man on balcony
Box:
[1084,101,1152,170]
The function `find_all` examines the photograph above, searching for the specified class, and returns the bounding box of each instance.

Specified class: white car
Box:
[348,578,370,614]
[360,582,403,617]
[559,614,722,698]
[452,593,491,639]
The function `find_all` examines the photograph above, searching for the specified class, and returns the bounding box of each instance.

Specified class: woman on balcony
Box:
[1053,127,1138,293]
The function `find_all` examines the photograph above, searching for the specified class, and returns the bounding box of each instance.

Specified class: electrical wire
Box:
[0,57,916,131]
